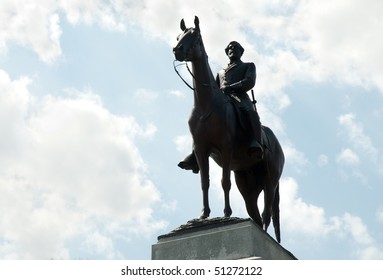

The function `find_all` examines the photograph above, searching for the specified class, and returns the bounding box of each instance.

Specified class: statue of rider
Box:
[178,41,263,173]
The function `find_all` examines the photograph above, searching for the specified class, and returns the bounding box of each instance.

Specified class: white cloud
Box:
[336,148,360,166]
[337,114,382,181]
[116,0,383,93]
[0,0,127,62]
[173,134,192,154]
[0,70,165,259]
[292,0,383,91]
[342,213,373,245]
[280,177,383,259]
[280,177,336,236]
[283,145,309,172]
[83,231,123,259]
[338,114,379,160]
[257,104,286,136]
[210,173,383,259]
[1,0,382,95]
[342,213,383,259]
[0,70,32,160]
[58,0,125,31]
[0,1,62,62]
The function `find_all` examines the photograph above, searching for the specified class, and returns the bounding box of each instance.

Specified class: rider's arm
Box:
[230,63,256,92]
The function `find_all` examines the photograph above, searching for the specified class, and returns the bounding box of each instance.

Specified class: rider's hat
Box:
[225,41,244,56]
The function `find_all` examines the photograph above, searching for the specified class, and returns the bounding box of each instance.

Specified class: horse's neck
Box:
[191,46,217,114]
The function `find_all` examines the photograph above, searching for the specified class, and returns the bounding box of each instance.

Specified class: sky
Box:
[0,0,383,260]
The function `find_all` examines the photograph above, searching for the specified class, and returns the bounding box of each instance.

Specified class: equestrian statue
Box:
[173,16,284,243]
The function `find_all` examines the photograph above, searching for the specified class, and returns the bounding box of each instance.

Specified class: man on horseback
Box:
[178,41,263,173]
[218,41,263,157]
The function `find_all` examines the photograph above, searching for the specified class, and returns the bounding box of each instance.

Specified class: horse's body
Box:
[173,16,284,242]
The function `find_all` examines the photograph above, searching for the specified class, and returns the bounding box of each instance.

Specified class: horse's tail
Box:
[272,182,281,243]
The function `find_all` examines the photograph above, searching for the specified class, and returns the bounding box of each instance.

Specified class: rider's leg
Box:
[246,108,263,160]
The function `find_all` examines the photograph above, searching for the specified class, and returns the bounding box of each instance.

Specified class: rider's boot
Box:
[178,151,199,173]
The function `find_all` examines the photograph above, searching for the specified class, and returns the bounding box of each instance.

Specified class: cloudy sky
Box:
[1,0,383,260]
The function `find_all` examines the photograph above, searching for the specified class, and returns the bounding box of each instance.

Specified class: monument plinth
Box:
[152,218,296,260]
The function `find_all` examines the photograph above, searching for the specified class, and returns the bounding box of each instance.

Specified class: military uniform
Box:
[216,60,256,111]
[216,57,262,158]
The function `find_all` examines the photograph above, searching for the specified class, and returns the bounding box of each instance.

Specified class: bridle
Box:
[173,30,210,91]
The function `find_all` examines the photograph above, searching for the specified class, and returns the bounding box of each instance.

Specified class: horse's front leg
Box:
[221,151,232,217]
[195,150,210,219]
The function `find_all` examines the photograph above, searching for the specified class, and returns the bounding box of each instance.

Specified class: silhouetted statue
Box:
[179,40,263,173]
[173,16,284,243]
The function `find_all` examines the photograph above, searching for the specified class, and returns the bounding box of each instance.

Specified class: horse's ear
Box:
[180,19,186,31]
[194,16,200,31]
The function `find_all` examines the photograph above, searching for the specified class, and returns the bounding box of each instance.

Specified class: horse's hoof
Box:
[224,209,232,218]
[199,210,210,219]
[263,224,269,232]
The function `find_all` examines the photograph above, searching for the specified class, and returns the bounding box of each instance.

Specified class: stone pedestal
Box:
[152,218,296,260]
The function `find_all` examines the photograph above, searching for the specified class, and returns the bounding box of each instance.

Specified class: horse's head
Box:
[173,16,203,62]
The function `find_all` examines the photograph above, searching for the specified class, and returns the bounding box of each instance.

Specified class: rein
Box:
[173,59,213,91]
[173,60,195,90]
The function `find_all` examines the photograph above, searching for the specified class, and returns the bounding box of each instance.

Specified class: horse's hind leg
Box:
[234,171,262,227]
[262,180,278,233]
[247,188,262,227]
[272,183,281,243]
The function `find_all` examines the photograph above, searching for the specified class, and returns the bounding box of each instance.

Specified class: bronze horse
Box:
[173,16,284,243]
